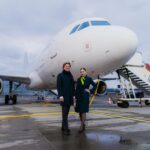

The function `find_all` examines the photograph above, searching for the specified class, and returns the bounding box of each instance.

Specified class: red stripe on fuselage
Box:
[145,64,150,72]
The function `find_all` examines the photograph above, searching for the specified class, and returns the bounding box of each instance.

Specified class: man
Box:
[57,62,75,135]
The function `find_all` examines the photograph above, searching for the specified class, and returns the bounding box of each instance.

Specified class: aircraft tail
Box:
[23,51,29,74]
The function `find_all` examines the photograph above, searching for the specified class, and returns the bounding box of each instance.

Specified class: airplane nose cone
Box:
[117,26,138,54]
[97,26,139,66]
[92,26,138,62]
[91,25,138,73]
[113,26,138,60]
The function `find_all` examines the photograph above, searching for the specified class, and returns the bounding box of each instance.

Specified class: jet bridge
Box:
[115,52,150,108]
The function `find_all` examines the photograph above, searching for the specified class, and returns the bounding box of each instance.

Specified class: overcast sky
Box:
[0,0,149,74]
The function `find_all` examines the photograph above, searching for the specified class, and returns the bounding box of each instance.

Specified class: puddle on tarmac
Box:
[86,132,136,146]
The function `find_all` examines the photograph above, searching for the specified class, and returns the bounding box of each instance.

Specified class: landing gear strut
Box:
[5,81,17,105]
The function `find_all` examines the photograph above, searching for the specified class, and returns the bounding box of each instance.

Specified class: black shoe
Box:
[78,127,84,133]
[78,128,84,133]
[61,127,70,132]
[78,124,85,133]
[61,127,65,131]
[62,129,70,136]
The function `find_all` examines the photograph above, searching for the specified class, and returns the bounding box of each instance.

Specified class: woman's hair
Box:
[80,67,86,71]
[63,62,71,68]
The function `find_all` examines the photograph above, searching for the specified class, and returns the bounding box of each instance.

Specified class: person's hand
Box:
[74,102,76,108]
[73,96,76,101]
[85,89,90,93]
[59,96,64,102]
[73,96,76,107]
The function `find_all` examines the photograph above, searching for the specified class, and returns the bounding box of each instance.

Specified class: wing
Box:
[0,74,30,84]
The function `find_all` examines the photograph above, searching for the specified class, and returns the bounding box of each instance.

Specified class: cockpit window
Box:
[70,24,80,34]
[78,21,90,31]
[69,20,110,35]
[91,21,110,26]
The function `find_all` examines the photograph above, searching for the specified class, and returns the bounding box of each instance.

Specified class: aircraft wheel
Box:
[145,100,150,106]
[117,101,129,108]
[13,95,17,105]
[5,95,9,105]
[117,102,123,108]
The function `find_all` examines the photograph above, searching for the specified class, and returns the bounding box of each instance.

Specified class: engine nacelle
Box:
[0,79,3,95]
[96,80,107,95]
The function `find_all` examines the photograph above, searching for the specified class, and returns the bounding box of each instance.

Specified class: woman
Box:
[75,68,96,133]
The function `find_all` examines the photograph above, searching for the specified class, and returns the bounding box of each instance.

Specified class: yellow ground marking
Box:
[92,110,150,124]
[0,110,149,124]
[30,102,58,107]
[0,111,76,119]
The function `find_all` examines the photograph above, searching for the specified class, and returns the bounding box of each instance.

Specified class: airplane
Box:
[0,17,138,104]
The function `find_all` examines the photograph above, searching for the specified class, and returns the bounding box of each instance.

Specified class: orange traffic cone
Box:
[108,97,112,104]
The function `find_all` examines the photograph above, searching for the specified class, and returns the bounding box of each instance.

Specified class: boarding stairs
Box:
[115,52,150,107]
[117,64,150,95]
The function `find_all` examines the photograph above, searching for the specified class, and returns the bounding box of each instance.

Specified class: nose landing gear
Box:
[4,81,17,105]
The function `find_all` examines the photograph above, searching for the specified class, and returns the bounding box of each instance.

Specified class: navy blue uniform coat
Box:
[75,76,96,113]
[57,70,75,106]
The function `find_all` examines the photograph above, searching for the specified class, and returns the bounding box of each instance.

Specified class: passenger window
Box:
[91,21,110,26]
[70,24,80,34]
[78,21,90,31]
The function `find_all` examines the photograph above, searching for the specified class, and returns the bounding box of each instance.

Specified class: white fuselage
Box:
[28,17,138,89]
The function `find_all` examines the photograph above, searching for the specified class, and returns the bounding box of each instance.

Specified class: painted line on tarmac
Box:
[0,110,149,124]
[0,111,76,119]
[30,103,58,107]
[92,110,150,124]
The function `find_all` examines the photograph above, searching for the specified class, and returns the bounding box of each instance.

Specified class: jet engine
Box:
[95,80,107,95]
[0,79,3,94]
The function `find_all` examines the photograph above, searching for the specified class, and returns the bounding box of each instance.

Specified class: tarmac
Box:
[0,95,150,150]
